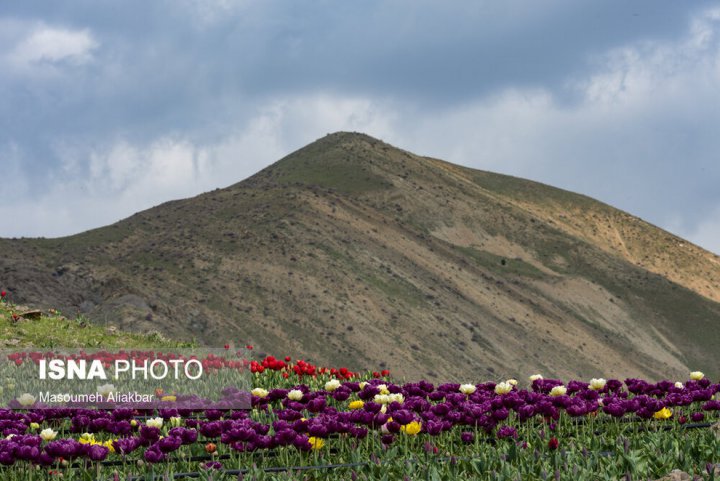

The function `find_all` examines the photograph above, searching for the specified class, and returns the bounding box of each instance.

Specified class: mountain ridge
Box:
[1,131,718,381]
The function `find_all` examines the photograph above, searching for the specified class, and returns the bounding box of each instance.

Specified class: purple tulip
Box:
[497,425,518,439]
[425,421,443,436]
[143,446,165,463]
[88,444,109,461]
[113,437,141,455]
[199,421,223,438]
[392,410,414,425]
[333,390,351,402]
[139,426,161,445]
[428,391,445,401]
[274,429,297,446]
[386,421,401,434]
[292,435,311,451]
[492,408,509,421]
[690,412,705,422]
[0,451,15,465]
[308,423,328,438]
[349,426,368,439]
[158,435,182,453]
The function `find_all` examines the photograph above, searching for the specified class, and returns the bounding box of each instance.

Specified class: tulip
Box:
[287,389,304,401]
[495,382,513,395]
[497,425,518,439]
[143,446,165,463]
[589,378,607,391]
[653,407,672,420]
[158,436,182,453]
[88,444,109,461]
[400,420,422,435]
[40,429,57,442]
[17,394,36,407]
[146,417,163,429]
[205,442,217,454]
[251,388,269,398]
[549,386,567,397]
[97,384,116,397]
[350,426,368,439]
[459,384,477,395]
[325,379,341,392]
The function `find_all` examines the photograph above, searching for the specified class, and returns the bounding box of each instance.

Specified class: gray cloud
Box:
[1,1,719,254]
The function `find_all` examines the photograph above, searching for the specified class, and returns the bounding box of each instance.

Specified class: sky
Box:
[1,1,719,254]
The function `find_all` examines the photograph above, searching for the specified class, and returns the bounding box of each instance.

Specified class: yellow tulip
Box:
[348,400,365,410]
[400,421,422,436]
[653,407,672,420]
[308,437,325,450]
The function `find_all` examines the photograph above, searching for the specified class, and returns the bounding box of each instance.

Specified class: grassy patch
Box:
[359,272,425,307]
[0,303,191,349]
[276,159,388,193]
[44,223,134,251]
[471,171,611,212]
[457,246,546,279]
[314,243,426,307]
[270,135,392,193]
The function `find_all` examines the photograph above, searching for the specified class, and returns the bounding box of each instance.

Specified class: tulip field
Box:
[0,350,718,480]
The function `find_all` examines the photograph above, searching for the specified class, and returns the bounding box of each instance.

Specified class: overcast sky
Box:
[2,1,719,254]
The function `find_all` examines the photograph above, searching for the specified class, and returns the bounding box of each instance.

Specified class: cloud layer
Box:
[1,2,719,254]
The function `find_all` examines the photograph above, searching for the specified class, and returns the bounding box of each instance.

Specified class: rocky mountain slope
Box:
[2,132,719,381]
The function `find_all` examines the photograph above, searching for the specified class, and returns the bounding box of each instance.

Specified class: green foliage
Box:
[0,304,192,349]
[272,134,391,193]
[456,245,546,279]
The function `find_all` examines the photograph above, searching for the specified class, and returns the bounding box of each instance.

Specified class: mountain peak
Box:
[259,132,400,193]
[319,131,383,143]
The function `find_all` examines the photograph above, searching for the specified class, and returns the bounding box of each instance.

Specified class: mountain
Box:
[2,132,719,381]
